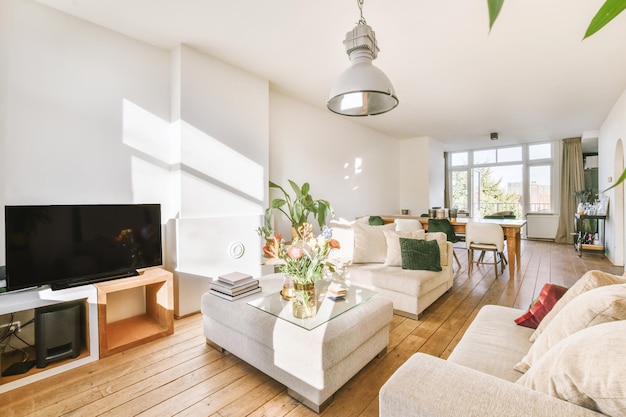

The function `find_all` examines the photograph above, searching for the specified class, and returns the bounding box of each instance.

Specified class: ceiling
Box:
[36,0,626,151]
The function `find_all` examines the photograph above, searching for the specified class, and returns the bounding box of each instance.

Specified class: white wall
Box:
[0,0,435,276]
[399,137,445,216]
[0,0,8,265]
[0,0,171,265]
[167,45,269,291]
[599,86,626,268]
[269,92,400,237]
[0,0,271,270]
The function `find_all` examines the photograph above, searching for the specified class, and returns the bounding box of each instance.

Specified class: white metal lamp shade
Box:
[327,17,398,116]
[327,58,398,116]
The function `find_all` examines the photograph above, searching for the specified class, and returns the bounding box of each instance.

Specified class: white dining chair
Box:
[466,222,506,278]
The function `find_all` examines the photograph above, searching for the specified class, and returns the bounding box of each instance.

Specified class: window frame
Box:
[447,142,556,217]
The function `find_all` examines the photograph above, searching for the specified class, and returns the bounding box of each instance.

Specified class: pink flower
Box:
[287,245,303,259]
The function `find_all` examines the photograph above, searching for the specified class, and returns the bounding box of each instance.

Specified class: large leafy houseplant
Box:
[260,180,334,239]
[487,0,626,39]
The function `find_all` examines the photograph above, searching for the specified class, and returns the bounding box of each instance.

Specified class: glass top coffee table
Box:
[247,280,378,330]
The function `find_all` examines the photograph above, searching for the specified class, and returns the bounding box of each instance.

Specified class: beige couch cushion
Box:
[530,270,626,342]
[515,283,626,373]
[517,320,626,416]
[352,222,396,264]
[447,305,534,382]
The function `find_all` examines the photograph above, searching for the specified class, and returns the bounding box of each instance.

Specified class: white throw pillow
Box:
[328,219,355,261]
[352,222,396,264]
[517,320,626,416]
[530,270,626,342]
[514,283,626,373]
[394,218,423,232]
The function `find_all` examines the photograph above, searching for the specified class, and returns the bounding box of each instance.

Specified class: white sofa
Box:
[379,270,626,417]
[329,217,454,319]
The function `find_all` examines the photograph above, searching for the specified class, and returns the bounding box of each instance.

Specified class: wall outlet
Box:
[0,321,21,333]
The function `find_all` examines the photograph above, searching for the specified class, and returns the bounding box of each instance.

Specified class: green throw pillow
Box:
[400,238,442,271]
[368,215,384,226]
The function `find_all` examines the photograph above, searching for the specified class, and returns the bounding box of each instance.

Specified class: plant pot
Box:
[292,281,317,318]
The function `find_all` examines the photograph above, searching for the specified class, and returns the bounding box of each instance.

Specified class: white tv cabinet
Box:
[0,284,99,393]
[0,267,173,393]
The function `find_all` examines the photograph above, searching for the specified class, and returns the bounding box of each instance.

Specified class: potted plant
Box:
[260,180,334,239]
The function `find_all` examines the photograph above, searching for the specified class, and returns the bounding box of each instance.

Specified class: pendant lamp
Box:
[327,0,398,116]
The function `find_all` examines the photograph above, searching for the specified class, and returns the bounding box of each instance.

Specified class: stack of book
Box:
[326,283,347,301]
[209,272,261,301]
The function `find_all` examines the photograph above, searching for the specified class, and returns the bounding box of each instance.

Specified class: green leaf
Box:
[487,0,505,31]
[288,179,301,197]
[271,198,286,209]
[603,167,626,192]
[584,0,626,39]
[301,182,310,197]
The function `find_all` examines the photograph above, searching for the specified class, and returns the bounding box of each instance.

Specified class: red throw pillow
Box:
[514,283,568,329]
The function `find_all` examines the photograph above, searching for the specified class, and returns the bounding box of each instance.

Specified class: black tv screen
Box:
[4,204,162,291]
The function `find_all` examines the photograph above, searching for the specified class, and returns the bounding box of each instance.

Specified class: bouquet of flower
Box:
[260,223,340,284]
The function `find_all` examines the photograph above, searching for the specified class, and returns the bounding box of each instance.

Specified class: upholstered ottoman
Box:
[201,273,393,412]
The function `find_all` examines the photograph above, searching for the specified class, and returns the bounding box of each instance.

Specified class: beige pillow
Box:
[352,222,396,263]
[517,320,626,416]
[514,283,626,373]
[530,270,626,342]
[425,232,448,267]
[383,230,423,266]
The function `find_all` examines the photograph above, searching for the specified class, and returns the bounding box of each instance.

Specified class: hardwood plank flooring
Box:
[1,240,622,417]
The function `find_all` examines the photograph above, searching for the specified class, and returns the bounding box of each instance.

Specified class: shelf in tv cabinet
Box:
[0,285,99,393]
[95,267,174,358]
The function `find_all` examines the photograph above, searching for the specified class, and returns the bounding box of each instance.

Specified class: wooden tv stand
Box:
[95,267,174,358]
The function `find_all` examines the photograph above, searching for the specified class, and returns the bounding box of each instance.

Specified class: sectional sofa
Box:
[329,217,454,319]
[379,270,626,416]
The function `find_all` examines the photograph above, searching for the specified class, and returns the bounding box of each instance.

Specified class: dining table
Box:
[416,217,527,278]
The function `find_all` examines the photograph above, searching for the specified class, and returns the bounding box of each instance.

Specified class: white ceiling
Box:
[36,0,626,151]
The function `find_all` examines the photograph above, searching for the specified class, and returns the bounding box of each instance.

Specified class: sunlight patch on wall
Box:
[131,156,173,223]
[344,158,363,191]
[180,121,263,202]
[180,170,260,218]
[122,99,265,221]
[123,99,172,164]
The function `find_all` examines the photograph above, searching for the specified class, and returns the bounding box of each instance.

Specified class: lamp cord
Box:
[357,0,366,25]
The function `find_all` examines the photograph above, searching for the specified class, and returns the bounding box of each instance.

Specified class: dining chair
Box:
[465,222,506,278]
[428,218,463,268]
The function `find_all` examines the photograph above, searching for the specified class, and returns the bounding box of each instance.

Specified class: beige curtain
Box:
[555,137,584,243]
[444,152,450,208]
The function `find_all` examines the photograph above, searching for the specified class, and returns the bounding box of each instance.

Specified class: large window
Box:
[448,142,554,217]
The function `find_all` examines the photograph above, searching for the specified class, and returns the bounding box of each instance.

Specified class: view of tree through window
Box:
[473,166,522,218]
[448,143,553,217]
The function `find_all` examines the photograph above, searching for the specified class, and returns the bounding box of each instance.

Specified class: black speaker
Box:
[35,301,82,368]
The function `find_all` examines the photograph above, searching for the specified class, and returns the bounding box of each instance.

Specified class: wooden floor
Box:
[1,240,622,417]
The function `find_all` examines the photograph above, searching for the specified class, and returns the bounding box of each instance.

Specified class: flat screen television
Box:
[4,204,162,291]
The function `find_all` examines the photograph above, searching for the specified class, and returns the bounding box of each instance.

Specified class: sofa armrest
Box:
[444,241,453,269]
[379,353,604,417]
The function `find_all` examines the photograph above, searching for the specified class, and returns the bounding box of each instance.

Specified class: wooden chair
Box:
[465,222,506,278]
